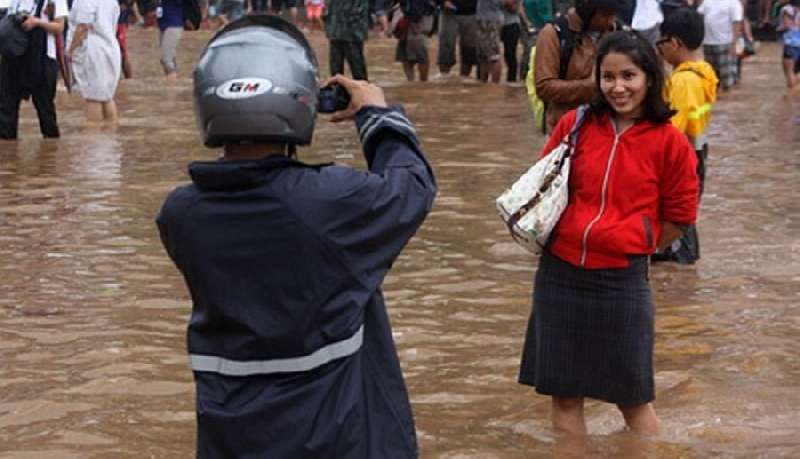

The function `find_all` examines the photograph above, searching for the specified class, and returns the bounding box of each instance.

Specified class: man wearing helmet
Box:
[156,16,436,458]
[533,0,621,133]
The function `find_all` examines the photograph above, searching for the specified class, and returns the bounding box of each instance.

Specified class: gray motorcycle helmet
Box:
[194,16,319,148]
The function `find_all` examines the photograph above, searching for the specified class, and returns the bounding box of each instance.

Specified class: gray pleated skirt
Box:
[518,251,655,406]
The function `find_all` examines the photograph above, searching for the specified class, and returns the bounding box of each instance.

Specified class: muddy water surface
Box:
[0,29,798,458]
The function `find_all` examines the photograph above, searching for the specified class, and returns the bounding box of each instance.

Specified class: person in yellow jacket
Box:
[655,7,718,264]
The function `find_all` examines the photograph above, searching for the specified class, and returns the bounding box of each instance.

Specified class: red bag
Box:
[391,9,410,40]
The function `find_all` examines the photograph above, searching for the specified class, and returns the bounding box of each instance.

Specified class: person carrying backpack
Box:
[533,0,622,134]
[654,7,719,264]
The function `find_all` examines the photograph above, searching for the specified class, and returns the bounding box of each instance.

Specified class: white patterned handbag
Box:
[496,106,588,253]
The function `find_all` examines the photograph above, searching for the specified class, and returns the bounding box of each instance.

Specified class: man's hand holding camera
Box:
[322,75,388,123]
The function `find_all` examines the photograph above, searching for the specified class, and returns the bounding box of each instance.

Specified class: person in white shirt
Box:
[66,0,122,123]
[0,0,68,139]
[697,0,743,90]
[631,0,663,46]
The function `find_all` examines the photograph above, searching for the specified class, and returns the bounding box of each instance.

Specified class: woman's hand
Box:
[322,75,388,123]
[657,222,685,251]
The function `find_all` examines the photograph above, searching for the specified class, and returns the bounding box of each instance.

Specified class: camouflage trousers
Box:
[329,40,368,81]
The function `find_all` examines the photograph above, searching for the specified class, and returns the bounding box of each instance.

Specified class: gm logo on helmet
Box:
[216,78,273,99]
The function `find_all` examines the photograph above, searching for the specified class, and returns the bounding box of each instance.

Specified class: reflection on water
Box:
[0,29,798,457]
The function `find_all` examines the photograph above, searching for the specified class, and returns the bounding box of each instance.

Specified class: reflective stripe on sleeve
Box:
[688,103,712,120]
[189,325,364,376]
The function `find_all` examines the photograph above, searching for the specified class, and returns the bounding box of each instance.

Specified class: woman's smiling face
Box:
[599,52,649,122]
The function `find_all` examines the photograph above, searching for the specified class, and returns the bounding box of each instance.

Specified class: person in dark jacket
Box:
[325,0,370,79]
[0,0,67,139]
[156,17,435,458]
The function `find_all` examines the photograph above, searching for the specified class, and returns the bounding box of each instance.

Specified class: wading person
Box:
[697,0,743,91]
[476,0,504,82]
[654,8,718,264]
[156,0,184,79]
[66,0,122,123]
[394,0,433,82]
[436,0,479,79]
[0,0,67,139]
[500,0,522,82]
[325,0,370,79]
[518,30,699,435]
[117,0,137,78]
[533,0,621,134]
[156,17,436,457]
[776,0,800,89]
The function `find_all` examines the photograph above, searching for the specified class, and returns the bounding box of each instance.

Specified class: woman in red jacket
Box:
[518,30,699,435]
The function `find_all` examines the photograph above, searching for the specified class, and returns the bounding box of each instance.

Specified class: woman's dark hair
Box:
[660,7,705,50]
[590,30,675,124]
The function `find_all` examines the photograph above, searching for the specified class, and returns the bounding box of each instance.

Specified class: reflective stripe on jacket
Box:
[156,106,436,458]
[664,60,718,143]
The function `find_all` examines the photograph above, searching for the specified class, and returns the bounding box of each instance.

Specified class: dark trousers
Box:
[500,23,520,82]
[329,40,368,81]
[0,57,60,139]
[654,145,707,264]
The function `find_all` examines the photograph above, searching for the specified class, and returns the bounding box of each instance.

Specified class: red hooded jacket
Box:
[543,109,699,269]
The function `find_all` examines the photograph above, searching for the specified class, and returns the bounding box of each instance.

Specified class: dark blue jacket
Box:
[156,106,436,458]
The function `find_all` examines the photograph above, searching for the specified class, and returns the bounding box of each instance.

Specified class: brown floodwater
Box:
[0,27,798,458]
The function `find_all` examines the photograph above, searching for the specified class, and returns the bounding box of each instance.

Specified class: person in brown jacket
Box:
[534,0,623,133]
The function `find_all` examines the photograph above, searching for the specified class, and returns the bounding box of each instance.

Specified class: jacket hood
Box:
[590,110,665,138]
[675,61,718,105]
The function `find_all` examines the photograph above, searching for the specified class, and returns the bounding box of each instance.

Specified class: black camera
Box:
[317,84,351,113]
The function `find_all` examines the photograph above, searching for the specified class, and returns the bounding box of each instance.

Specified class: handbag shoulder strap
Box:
[565,104,589,149]
[564,104,589,156]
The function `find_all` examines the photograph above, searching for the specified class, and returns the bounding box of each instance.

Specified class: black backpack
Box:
[551,15,577,81]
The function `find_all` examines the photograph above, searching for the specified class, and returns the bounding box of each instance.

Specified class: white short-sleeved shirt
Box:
[697,0,743,46]
[67,0,121,100]
[8,0,69,59]
[632,0,663,31]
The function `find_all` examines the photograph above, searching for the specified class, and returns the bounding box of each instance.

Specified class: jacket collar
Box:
[594,111,659,137]
[188,154,322,191]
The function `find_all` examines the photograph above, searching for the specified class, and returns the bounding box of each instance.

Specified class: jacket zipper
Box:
[580,133,621,267]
